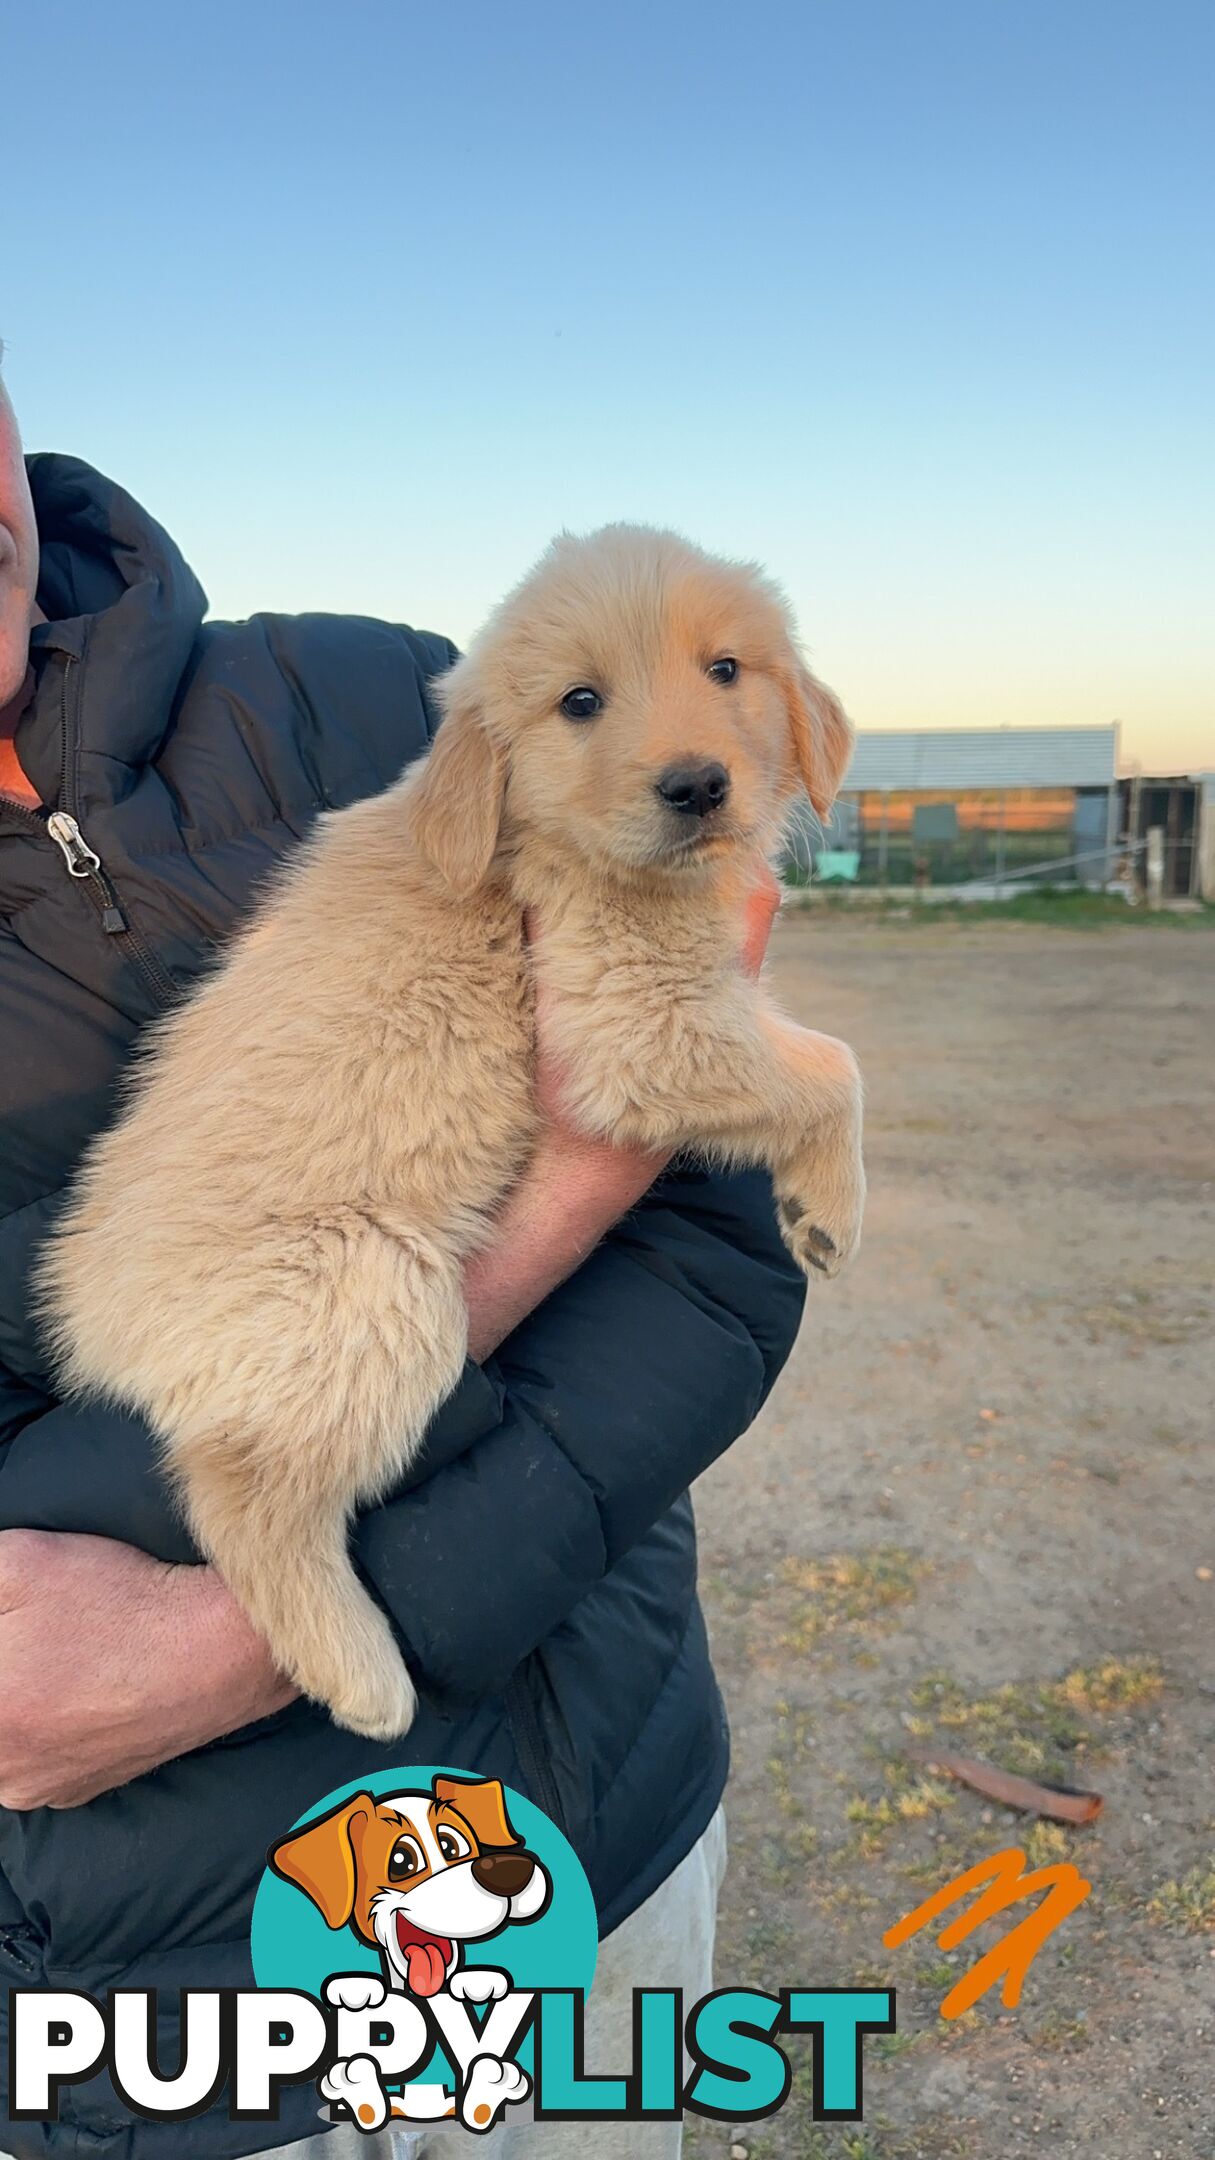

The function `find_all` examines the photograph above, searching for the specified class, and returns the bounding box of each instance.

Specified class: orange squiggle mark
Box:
[883,1845,1092,2020]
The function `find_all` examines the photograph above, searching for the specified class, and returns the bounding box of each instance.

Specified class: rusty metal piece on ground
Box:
[909,1747,1103,1824]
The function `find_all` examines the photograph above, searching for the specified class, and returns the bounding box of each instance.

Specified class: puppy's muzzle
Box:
[655,760,730,819]
[471,1849,540,1897]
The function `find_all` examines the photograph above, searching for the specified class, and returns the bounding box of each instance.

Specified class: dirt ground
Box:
[689,914,1214,2160]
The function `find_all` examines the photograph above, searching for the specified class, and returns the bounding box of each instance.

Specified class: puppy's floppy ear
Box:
[406,657,506,896]
[433,1774,521,1851]
[269,1791,375,1929]
[779,660,854,821]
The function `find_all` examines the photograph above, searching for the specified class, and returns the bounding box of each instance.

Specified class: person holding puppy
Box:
[0,366,805,2157]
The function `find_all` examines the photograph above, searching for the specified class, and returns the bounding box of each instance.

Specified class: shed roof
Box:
[843,725,1118,792]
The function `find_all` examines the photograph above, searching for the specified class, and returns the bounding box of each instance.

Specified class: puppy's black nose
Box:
[471,1850,536,1897]
[655,761,730,818]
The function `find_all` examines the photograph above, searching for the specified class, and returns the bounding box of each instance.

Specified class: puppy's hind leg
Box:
[166,1221,468,1738]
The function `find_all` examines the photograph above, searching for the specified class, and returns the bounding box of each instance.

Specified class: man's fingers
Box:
[741,868,782,978]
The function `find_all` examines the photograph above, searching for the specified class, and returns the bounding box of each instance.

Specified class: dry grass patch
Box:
[907,1658,1162,1784]
[1147,1862,1215,1933]
[778,1547,927,1655]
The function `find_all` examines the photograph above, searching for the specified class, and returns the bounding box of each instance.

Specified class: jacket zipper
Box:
[47,810,129,932]
[44,805,179,1009]
[505,1667,567,1832]
[40,650,179,1011]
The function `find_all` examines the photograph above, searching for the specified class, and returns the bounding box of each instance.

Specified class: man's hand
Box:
[0,1530,294,1810]
[0,872,782,1808]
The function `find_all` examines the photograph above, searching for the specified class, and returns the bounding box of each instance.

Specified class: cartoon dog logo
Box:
[270,1774,550,2133]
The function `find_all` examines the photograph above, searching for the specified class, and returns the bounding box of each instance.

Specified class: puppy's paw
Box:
[448,1967,510,2005]
[320,2054,389,2133]
[324,1973,387,2014]
[776,1152,865,1280]
[460,2053,531,2132]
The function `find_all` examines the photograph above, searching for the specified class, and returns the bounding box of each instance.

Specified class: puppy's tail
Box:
[180,1454,417,1741]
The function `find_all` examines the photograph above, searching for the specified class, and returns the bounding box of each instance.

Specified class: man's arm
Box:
[0,1157,803,1807]
[358,1157,805,1706]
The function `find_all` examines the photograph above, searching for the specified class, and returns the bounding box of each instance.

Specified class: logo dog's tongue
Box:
[395,1915,454,1996]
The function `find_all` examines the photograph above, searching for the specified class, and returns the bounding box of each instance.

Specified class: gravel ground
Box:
[689,913,1214,2160]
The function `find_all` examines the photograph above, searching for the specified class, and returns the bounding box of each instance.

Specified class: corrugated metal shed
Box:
[842,725,1117,792]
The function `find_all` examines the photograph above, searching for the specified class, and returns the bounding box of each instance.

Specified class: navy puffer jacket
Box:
[0,457,804,2157]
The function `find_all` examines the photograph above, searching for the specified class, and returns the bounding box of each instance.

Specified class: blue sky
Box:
[5,0,1212,767]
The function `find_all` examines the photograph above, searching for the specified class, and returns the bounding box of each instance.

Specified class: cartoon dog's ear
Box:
[779,660,853,821]
[269,1791,376,1929]
[406,656,506,896]
[433,1774,521,1850]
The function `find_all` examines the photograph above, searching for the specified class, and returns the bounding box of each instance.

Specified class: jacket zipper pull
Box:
[45,811,128,933]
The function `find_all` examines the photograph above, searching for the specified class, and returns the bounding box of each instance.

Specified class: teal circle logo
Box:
[251,1765,597,2130]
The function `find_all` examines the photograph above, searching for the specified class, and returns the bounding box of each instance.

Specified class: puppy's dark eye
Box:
[560,686,603,721]
[437,1826,471,1863]
[388,1836,425,1882]
[707,657,738,685]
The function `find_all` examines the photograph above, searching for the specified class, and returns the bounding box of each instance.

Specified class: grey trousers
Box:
[265,1805,727,2160]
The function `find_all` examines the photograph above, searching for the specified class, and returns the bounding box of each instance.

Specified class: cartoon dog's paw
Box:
[324,1973,387,2014]
[320,2054,389,2133]
[448,1967,510,2005]
[460,2053,531,2132]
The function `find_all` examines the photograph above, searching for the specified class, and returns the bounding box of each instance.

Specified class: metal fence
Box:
[786,786,1195,899]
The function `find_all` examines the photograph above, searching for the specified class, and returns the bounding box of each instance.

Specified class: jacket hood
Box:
[22,452,209,794]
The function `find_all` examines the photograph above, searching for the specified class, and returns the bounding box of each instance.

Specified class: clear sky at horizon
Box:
[5,0,1212,769]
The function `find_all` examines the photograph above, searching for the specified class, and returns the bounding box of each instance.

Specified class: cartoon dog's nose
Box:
[471,1850,537,1897]
[655,760,730,818]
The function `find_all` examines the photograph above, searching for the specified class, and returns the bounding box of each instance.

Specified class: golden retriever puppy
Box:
[40,526,864,1739]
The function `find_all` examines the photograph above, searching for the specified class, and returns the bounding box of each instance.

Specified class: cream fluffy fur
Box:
[40,526,864,1738]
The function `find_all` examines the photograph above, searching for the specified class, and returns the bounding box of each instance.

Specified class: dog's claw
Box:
[775,1192,861,1281]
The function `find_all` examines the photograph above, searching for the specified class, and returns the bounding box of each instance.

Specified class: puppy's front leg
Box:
[686,1004,864,1276]
[754,1011,866,1278]
[557,977,864,1277]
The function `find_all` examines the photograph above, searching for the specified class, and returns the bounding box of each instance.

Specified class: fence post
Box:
[1145,827,1165,910]
[1103,782,1119,889]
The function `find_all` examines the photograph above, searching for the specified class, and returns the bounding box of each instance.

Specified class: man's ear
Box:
[268,1791,375,1929]
[406,657,506,895]
[433,1774,521,1850]
[779,660,853,821]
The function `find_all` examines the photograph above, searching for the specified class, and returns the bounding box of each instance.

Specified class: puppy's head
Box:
[407,525,852,891]
[269,1776,550,1996]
